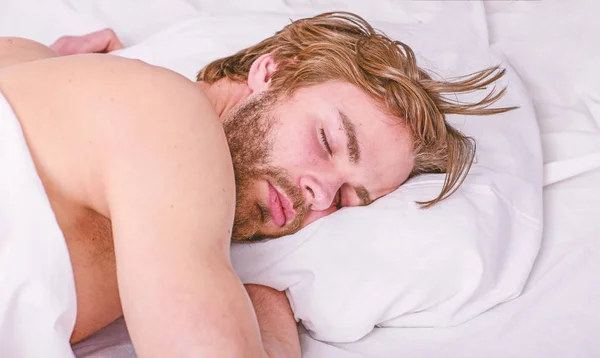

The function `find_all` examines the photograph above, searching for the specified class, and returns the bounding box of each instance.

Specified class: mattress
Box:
[1,1,599,357]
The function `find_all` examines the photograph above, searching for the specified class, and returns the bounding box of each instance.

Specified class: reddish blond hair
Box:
[198,12,515,207]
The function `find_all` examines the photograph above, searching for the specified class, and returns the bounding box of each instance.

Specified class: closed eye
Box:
[319,128,332,155]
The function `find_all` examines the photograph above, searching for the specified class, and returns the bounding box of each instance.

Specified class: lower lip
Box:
[268,183,286,227]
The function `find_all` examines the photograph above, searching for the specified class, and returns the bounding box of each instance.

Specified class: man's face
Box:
[223,81,414,241]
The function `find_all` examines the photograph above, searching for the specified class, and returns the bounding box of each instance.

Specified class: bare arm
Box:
[0,29,122,70]
[98,64,282,357]
[246,285,301,358]
[50,28,123,56]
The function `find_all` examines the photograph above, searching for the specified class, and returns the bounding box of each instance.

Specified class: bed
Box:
[1,1,599,357]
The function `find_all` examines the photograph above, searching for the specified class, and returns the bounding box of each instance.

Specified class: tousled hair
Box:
[198,12,516,207]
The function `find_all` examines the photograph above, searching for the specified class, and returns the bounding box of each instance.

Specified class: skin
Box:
[49,28,124,55]
[0,31,413,357]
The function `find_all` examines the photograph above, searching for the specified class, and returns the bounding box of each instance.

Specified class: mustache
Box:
[232,169,308,242]
[249,198,307,242]
[268,168,307,216]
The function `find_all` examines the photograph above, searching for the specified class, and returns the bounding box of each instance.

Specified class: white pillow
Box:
[116,4,543,343]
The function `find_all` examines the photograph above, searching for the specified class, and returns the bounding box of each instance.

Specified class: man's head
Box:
[198,12,513,241]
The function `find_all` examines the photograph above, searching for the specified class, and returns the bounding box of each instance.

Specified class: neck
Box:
[195,79,251,121]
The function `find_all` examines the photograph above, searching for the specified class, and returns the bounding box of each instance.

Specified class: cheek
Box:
[269,124,320,175]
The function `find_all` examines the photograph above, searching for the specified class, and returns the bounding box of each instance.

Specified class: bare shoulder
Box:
[96,55,237,254]
[43,54,226,160]
[3,53,211,115]
[1,54,233,219]
[75,55,237,217]
[2,53,216,127]
[88,55,233,170]
[78,55,231,167]
[73,55,221,131]
[72,54,213,113]
[84,55,236,221]
[0,37,58,69]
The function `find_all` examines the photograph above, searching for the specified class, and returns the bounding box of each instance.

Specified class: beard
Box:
[222,91,307,241]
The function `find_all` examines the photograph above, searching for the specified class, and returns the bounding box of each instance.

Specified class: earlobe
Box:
[247,53,278,94]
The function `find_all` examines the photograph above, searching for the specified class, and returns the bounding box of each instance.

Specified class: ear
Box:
[247,53,278,94]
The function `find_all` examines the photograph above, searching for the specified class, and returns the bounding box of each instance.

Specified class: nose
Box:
[300,175,340,212]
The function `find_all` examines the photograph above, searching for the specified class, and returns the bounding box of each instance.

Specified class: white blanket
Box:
[0,93,77,357]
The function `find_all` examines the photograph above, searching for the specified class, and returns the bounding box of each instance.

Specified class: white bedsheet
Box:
[301,173,600,358]
[1,1,599,357]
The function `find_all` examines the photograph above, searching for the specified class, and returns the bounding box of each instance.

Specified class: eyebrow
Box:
[338,109,361,164]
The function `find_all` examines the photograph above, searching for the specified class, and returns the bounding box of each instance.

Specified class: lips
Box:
[267,183,295,227]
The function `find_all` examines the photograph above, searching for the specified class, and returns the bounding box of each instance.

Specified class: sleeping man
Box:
[0,12,511,358]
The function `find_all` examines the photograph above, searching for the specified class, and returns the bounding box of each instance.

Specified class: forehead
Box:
[283,81,415,198]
